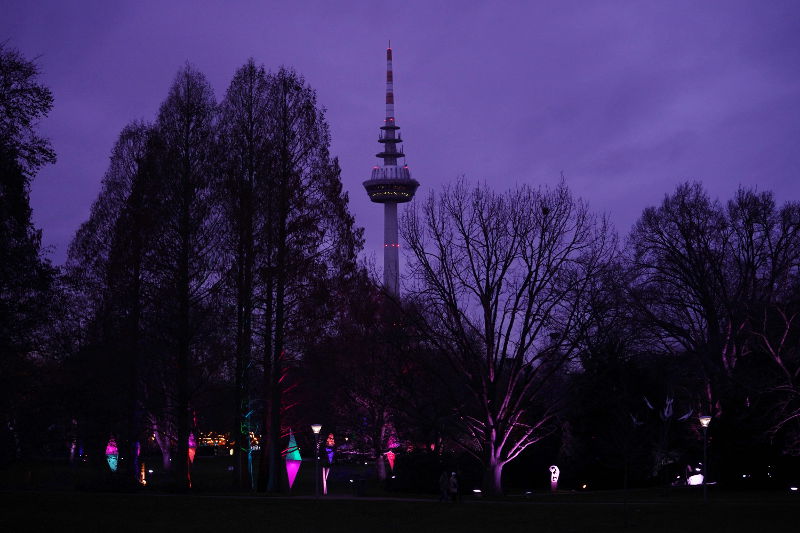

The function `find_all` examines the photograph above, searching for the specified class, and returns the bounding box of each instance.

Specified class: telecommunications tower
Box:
[363,45,419,296]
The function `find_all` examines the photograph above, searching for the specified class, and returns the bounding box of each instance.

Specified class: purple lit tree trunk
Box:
[486,454,504,495]
[152,418,172,470]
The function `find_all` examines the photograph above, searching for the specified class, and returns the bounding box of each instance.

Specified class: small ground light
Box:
[790,487,798,492]
[148,469,153,473]
[581,484,587,489]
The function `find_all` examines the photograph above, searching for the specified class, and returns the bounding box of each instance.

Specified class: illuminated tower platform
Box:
[363,45,419,296]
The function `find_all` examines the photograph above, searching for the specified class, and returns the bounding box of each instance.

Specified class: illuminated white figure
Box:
[549,465,560,491]
[687,474,704,486]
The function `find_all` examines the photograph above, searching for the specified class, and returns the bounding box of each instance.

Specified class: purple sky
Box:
[4,0,800,265]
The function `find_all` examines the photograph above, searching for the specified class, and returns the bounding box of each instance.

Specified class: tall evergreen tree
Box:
[152,65,218,489]
[217,59,271,489]
[0,44,56,462]
[258,67,362,492]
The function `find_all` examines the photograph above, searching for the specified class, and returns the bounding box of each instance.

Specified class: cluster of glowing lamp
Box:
[105,438,119,472]
[285,430,302,489]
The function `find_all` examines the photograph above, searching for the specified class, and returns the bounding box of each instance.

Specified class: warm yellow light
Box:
[699,415,712,428]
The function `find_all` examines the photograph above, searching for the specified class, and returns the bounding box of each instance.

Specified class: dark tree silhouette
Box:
[402,180,615,494]
[0,44,56,462]
[152,65,218,490]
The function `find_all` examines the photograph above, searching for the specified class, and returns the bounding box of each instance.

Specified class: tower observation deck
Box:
[363,45,419,296]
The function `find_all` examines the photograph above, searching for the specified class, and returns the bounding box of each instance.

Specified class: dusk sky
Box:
[4,0,799,265]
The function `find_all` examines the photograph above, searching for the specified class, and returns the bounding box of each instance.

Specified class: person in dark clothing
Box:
[448,472,460,503]
[438,470,450,502]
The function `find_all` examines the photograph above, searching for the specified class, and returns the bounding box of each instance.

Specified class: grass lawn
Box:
[1,489,798,533]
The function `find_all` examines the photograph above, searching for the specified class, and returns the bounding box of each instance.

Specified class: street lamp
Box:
[311,424,322,498]
[699,415,712,502]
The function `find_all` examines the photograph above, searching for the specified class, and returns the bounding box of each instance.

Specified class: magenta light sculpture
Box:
[105,437,119,472]
[386,450,396,472]
[285,430,302,489]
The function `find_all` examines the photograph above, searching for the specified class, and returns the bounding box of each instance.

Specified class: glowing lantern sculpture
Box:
[188,432,197,464]
[284,430,302,490]
[105,437,119,472]
[549,465,560,491]
[385,450,396,472]
[326,433,335,464]
[323,433,335,495]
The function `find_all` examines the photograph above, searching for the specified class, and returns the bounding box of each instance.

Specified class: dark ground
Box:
[2,489,798,533]
[1,457,798,532]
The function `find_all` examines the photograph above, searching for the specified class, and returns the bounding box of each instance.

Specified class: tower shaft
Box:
[384,202,399,295]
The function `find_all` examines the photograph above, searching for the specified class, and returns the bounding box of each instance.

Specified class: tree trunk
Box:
[152,421,172,470]
[126,219,143,486]
[174,152,191,490]
[266,169,288,493]
[484,456,504,496]
[375,420,387,481]
[257,260,274,491]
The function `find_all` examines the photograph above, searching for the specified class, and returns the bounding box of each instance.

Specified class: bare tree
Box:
[628,183,800,416]
[402,179,614,494]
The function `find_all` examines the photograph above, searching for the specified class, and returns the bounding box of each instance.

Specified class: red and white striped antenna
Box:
[386,41,394,121]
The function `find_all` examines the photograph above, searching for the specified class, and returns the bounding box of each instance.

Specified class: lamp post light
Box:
[311,424,322,498]
[699,415,712,502]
